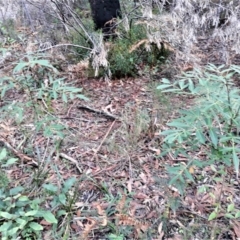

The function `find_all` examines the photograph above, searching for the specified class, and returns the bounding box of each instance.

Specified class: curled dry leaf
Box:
[81,219,97,240]
[96,204,106,216]
[96,204,108,226]
[116,194,126,213]
[101,218,108,226]
[116,213,137,226]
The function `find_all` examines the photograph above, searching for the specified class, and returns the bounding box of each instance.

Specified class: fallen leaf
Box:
[127,178,133,193]
[188,166,195,174]
[139,172,148,183]
[232,220,240,237]
[40,220,52,226]
[75,202,84,208]
[158,222,164,240]
[134,192,148,199]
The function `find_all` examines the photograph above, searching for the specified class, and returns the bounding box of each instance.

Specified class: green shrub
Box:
[0,56,88,138]
[157,64,240,193]
[12,57,87,101]
[108,24,168,78]
[67,11,169,79]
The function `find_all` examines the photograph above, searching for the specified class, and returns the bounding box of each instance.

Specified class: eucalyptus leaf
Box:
[209,128,218,147]
[227,203,235,212]
[156,84,171,90]
[0,148,7,161]
[161,78,171,84]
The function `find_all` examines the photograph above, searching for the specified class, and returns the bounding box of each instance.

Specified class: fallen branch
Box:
[78,105,119,120]
[91,120,116,162]
[0,137,38,166]
[59,152,82,173]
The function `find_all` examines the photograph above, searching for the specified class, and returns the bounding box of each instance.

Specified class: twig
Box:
[59,152,82,173]
[91,164,118,176]
[78,105,119,120]
[36,43,92,53]
[67,100,77,117]
[0,137,38,166]
[91,120,116,162]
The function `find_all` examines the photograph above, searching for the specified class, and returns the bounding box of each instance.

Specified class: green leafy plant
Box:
[0,56,88,139]
[107,233,124,240]
[42,177,78,238]
[157,64,240,193]
[201,165,240,222]
[0,186,57,240]
[43,177,77,215]
[225,202,240,219]
[12,57,88,102]
[0,148,18,188]
[0,148,57,239]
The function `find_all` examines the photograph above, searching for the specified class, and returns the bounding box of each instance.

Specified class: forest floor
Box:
[0,32,240,240]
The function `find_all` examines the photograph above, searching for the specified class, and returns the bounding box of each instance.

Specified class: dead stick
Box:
[78,105,119,120]
[91,120,116,161]
[0,137,38,166]
[59,152,82,173]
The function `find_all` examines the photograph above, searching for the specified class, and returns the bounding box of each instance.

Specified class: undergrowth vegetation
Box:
[1,57,87,138]
[69,22,168,78]
[157,64,240,221]
[0,0,240,239]
[0,148,57,239]
[108,25,168,78]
